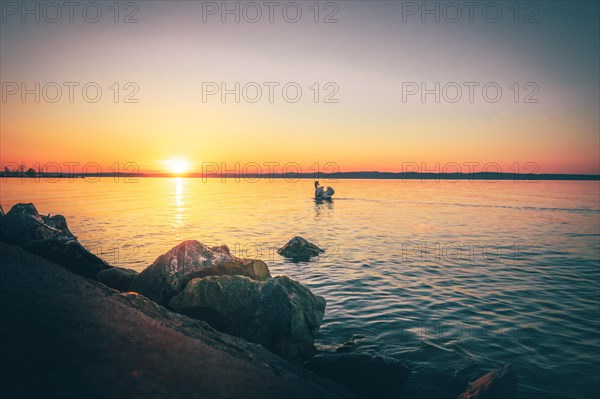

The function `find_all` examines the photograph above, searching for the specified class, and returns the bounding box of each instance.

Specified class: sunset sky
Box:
[1,1,598,174]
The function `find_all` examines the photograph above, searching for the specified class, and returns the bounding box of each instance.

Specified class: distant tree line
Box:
[2,165,55,177]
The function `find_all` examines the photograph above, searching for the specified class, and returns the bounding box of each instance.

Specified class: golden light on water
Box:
[173,177,185,240]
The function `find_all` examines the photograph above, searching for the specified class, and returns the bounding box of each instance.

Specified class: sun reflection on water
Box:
[173,178,185,236]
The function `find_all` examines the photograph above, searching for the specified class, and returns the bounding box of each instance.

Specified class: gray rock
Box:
[0,203,73,244]
[459,365,517,399]
[277,236,324,262]
[306,353,410,399]
[97,267,139,291]
[169,275,326,363]
[22,238,110,279]
[130,240,271,305]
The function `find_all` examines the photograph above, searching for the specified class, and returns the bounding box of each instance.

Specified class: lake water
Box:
[1,178,599,398]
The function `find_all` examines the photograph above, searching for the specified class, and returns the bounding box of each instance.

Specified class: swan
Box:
[314,181,335,200]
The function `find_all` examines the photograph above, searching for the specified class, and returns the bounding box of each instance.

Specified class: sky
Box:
[1,0,599,174]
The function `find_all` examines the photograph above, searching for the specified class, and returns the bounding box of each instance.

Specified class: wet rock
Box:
[277,236,324,262]
[130,240,271,305]
[336,341,356,353]
[0,203,73,244]
[306,353,410,399]
[169,275,326,363]
[458,365,517,399]
[97,267,139,291]
[41,214,74,238]
[22,238,110,279]
[180,258,271,287]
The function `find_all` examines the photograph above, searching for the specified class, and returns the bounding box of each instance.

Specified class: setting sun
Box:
[165,159,190,175]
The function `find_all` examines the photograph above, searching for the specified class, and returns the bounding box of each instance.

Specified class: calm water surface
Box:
[2,178,599,398]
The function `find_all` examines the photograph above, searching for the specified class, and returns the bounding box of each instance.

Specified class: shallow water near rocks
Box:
[2,178,599,398]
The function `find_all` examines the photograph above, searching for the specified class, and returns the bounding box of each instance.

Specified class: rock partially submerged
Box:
[169,275,326,362]
[97,266,139,291]
[335,335,367,353]
[130,240,271,305]
[0,203,110,279]
[306,353,410,399]
[277,236,324,262]
[459,365,517,399]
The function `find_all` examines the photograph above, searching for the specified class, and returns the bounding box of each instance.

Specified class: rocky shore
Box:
[0,203,516,399]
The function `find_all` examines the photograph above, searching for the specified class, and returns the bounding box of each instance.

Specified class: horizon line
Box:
[2,171,599,181]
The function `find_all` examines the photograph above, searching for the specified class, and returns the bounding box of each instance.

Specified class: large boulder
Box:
[22,238,110,279]
[97,267,139,291]
[130,240,271,305]
[169,275,326,362]
[458,365,517,399]
[306,353,410,399]
[0,203,73,244]
[277,236,324,262]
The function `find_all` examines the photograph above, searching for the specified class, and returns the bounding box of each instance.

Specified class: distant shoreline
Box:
[2,172,599,181]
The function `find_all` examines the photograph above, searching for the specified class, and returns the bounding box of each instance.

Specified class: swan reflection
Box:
[314,196,334,219]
